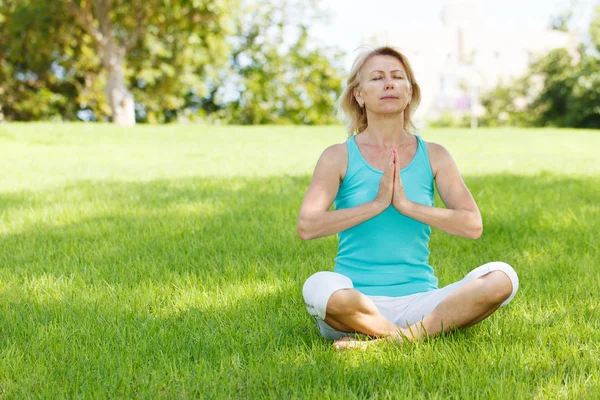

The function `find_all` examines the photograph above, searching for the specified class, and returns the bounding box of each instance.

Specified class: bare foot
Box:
[333,326,418,351]
[333,335,405,351]
[333,336,377,350]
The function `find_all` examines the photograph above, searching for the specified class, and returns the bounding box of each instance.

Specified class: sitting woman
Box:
[298,46,519,349]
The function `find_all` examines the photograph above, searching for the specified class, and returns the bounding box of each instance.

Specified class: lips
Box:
[380,96,398,100]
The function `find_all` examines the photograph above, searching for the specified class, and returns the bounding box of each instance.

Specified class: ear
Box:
[353,89,363,107]
[407,84,413,105]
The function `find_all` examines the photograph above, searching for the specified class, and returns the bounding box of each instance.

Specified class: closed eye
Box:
[371,76,404,80]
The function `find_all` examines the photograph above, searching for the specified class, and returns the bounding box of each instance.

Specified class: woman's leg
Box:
[303,262,518,349]
[324,287,400,337]
[335,262,519,349]
[403,261,519,340]
[303,272,404,342]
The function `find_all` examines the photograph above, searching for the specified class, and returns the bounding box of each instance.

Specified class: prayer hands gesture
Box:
[374,150,410,214]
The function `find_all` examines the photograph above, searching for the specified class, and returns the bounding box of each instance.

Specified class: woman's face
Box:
[354,55,413,115]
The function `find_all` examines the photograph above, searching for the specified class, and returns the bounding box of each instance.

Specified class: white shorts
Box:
[302,262,519,341]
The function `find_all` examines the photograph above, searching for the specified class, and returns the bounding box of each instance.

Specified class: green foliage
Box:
[199,0,344,125]
[0,0,238,123]
[529,48,577,126]
[125,0,239,123]
[482,48,600,128]
[566,55,600,128]
[0,0,344,124]
[591,5,600,54]
[0,0,88,120]
[480,7,600,128]
[427,111,470,128]
[479,75,542,128]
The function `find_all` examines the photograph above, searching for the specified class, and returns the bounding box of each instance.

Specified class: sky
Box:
[310,0,598,68]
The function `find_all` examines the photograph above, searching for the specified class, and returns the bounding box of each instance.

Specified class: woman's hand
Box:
[392,150,411,213]
[298,143,390,240]
[373,150,395,212]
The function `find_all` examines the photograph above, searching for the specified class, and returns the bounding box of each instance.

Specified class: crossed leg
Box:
[328,270,514,350]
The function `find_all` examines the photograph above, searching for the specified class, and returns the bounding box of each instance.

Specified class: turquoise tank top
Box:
[333,134,438,297]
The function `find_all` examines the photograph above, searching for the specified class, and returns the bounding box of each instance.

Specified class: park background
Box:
[1,0,599,398]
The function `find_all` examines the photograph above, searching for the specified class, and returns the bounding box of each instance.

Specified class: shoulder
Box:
[314,142,348,180]
[322,142,348,158]
[317,142,348,167]
[423,140,455,176]
[424,140,451,158]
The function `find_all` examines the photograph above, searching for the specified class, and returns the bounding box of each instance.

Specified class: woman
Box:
[298,46,519,350]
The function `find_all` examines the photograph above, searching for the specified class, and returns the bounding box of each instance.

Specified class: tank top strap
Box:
[414,135,434,181]
[347,135,360,162]
[343,135,361,182]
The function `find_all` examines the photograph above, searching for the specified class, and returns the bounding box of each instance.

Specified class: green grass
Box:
[0,123,599,399]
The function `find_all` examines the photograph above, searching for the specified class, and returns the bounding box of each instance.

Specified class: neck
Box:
[360,112,412,146]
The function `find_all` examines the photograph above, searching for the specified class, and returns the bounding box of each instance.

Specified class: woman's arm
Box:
[298,144,395,241]
[392,142,482,239]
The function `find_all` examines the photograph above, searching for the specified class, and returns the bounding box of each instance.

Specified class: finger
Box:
[392,150,399,182]
[383,150,394,176]
[391,151,402,183]
[389,150,396,176]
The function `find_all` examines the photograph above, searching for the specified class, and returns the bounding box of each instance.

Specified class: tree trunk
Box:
[71,0,136,126]
[104,42,135,126]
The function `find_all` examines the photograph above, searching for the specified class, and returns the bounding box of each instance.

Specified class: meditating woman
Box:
[298,46,519,349]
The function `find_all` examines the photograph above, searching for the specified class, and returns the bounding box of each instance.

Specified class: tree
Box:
[1,0,345,125]
[200,0,345,125]
[528,48,577,127]
[480,6,600,128]
[591,5,600,54]
[0,0,237,125]
[0,0,88,121]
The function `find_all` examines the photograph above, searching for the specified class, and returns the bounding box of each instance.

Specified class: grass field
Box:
[0,123,599,399]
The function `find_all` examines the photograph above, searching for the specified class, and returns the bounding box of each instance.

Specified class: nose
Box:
[384,77,395,90]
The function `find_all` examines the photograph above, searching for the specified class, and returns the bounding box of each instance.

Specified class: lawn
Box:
[0,123,599,398]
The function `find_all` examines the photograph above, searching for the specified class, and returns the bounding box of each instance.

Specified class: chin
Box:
[377,106,405,114]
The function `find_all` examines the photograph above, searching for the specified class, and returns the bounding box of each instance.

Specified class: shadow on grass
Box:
[0,172,599,395]
[1,172,596,284]
[1,171,599,284]
[0,175,325,282]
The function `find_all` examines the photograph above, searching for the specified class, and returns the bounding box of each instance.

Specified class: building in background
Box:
[364,0,578,127]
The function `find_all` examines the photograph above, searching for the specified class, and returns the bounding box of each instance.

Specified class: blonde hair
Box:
[336,46,421,137]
